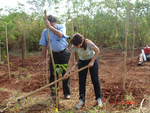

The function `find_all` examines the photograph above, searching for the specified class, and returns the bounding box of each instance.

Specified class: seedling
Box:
[125,92,134,101]
[20,67,27,71]
[27,76,31,79]
[21,76,24,79]
[54,64,68,75]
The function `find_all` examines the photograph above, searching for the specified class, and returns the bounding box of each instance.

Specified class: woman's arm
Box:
[88,45,100,67]
[64,52,75,78]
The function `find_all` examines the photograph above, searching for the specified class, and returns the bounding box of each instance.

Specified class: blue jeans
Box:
[78,59,102,101]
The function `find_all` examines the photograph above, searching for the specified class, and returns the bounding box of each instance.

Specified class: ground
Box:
[0,48,149,113]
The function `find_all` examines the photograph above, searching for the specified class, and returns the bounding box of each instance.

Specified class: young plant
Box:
[54,64,68,75]
[21,75,24,79]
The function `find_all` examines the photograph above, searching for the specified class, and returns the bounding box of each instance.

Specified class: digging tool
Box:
[44,10,58,108]
[17,65,88,108]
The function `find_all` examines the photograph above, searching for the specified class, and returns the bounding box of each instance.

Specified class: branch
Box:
[139,98,145,113]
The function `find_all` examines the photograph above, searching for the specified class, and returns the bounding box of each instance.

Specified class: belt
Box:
[52,48,66,54]
[85,58,91,60]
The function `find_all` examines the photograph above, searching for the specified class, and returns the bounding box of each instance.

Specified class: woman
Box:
[64,33,102,109]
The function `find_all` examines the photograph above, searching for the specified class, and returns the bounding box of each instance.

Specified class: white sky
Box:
[0,0,140,15]
[0,0,32,15]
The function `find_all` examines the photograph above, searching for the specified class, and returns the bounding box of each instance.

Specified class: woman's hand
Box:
[88,61,94,67]
[63,73,69,80]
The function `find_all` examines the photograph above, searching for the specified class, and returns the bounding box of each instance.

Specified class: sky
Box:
[0,0,140,15]
[0,0,33,15]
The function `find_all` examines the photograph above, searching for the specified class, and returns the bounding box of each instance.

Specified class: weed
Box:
[99,60,105,63]
[88,107,106,113]
[13,91,21,98]
[0,88,4,91]
[10,62,13,66]
[1,61,4,65]
[2,51,7,62]
[27,76,31,79]
[20,67,28,71]
[125,92,134,101]
[12,72,17,78]
[87,77,91,83]
[4,75,7,78]
[21,75,24,79]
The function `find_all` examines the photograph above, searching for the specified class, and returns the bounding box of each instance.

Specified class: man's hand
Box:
[45,20,51,28]
[42,59,47,67]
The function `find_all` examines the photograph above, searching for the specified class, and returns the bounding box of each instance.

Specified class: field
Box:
[0,48,149,113]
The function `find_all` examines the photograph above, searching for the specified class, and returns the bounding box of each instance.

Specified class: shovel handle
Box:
[17,65,88,101]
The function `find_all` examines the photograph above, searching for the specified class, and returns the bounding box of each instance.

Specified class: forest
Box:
[0,0,150,113]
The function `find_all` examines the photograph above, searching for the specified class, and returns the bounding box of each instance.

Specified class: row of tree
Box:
[0,0,150,53]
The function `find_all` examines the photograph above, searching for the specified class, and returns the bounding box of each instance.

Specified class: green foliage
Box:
[54,64,68,75]
[0,88,4,91]
[27,76,31,79]
[1,51,7,62]
[21,75,25,79]
[20,67,28,71]
[125,92,134,101]
[0,0,150,54]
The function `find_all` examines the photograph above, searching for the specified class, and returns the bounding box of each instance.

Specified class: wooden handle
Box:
[17,65,88,100]
[44,10,47,20]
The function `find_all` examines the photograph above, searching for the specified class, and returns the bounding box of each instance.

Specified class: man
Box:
[39,15,70,99]
[138,45,150,65]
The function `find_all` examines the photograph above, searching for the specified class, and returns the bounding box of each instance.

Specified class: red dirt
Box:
[0,48,149,112]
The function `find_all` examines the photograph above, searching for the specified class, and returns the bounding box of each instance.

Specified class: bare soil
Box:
[0,48,149,113]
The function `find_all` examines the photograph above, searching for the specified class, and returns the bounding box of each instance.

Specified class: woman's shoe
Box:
[75,99,85,109]
[97,98,103,107]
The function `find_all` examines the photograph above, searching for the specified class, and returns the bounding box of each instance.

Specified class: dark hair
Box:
[71,33,87,50]
[47,15,57,23]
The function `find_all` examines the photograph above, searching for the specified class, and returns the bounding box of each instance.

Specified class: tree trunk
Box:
[123,1,130,90]
[132,2,137,61]
[6,24,11,79]
[22,33,24,60]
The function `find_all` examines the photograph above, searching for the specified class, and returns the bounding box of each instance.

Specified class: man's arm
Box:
[45,20,63,38]
[42,46,47,67]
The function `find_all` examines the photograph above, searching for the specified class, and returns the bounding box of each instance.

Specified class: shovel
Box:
[17,65,88,108]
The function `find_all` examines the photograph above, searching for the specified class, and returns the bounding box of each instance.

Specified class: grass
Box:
[0,88,5,91]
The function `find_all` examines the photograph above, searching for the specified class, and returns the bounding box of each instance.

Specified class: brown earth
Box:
[0,48,149,113]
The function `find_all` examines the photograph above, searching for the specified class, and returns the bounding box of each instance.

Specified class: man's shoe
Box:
[138,61,143,65]
[97,98,103,107]
[75,99,85,109]
[65,94,70,99]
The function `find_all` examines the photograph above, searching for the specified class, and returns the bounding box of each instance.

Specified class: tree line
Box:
[0,0,150,53]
